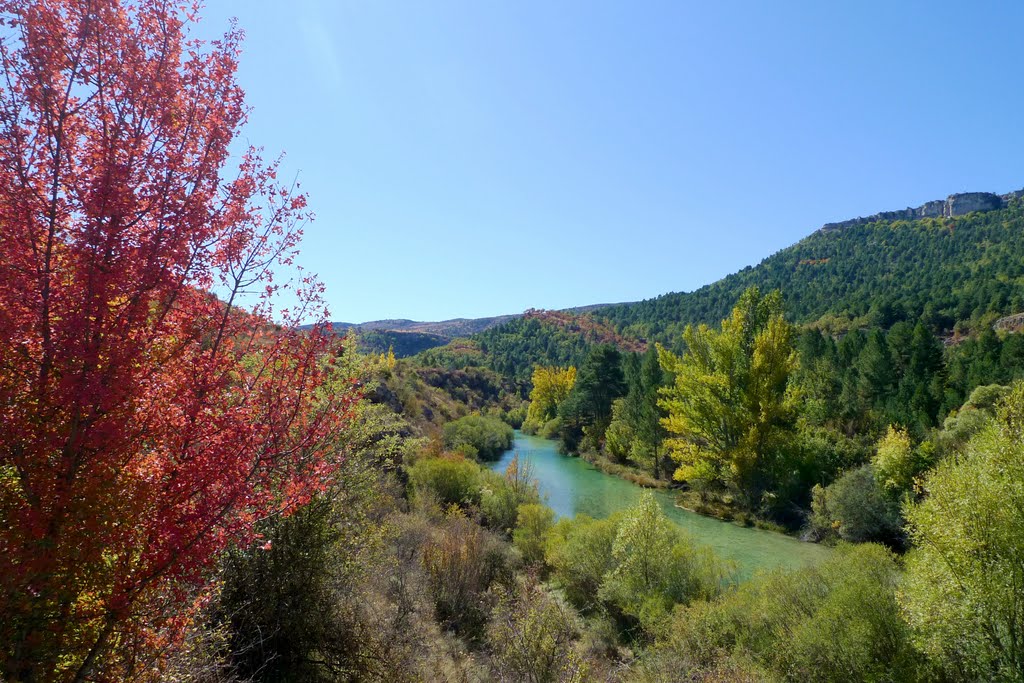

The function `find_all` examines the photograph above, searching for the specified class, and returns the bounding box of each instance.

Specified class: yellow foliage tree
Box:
[658,288,799,508]
[526,366,577,425]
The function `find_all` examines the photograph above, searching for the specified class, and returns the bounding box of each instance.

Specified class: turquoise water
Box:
[491,431,829,579]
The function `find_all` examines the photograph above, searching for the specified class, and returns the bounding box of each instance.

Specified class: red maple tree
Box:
[0,1,356,679]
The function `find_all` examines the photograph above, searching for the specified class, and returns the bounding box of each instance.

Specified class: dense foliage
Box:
[524,365,577,428]
[558,345,627,453]
[638,543,924,682]
[902,384,1024,680]
[356,329,449,357]
[442,414,515,460]
[605,346,666,478]
[470,315,597,384]
[187,340,1024,682]
[9,2,1024,679]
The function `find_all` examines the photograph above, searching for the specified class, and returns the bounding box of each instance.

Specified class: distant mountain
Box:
[329,315,517,339]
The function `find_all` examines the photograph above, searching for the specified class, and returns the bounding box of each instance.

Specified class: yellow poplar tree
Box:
[526,366,577,425]
[658,288,799,508]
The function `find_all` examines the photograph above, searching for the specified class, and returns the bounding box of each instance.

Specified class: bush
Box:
[407,454,482,508]
[480,455,541,534]
[217,501,344,682]
[487,577,588,683]
[513,503,554,566]
[503,403,529,429]
[808,464,903,546]
[422,511,514,640]
[644,543,924,682]
[443,414,515,460]
[539,417,562,440]
[598,492,730,632]
[939,383,1008,450]
[545,514,620,613]
[902,386,1024,680]
[546,494,731,637]
[872,425,934,495]
[604,400,634,463]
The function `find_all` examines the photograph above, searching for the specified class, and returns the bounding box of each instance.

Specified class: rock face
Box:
[917,200,946,218]
[994,312,1024,333]
[946,192,1003,216]
[820,188,1022,233]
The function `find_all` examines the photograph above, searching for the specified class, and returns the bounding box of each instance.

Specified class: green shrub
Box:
[808,464,903,546]
[443,414,515,460]
[539,417,562,440]
[902,386,1024,680]
[545,514,620,613]
[546,495,732,640]
[939,383,1008,450]
[513,503,554,566]
[407,454,482,507]
[647,543,924,682]
[480,472,521,534]
[598,492,730,632]
[503,403,529,429]
[603,402,634,463]
[480,454,541,534]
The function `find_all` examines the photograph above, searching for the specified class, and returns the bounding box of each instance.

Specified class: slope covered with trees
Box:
[419,309,645,388]
[421,200,1024,387]
[355,329,449,357]
[598,202,1024,344]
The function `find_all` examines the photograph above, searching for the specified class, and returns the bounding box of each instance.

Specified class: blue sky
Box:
[198,1,1024,323]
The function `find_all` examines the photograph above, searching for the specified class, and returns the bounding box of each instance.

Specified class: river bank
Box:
[492,431,829,579]
[577,449,668,489]
[569,442,789,534]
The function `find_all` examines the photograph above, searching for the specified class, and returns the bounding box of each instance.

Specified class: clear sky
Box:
[197,1,1024,323]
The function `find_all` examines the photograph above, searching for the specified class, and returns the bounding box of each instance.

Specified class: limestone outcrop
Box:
[820,189,1022,233]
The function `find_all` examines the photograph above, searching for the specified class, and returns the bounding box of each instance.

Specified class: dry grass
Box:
[579,452,668,489]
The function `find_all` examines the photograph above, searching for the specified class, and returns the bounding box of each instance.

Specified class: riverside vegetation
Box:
[2,2,1024,681]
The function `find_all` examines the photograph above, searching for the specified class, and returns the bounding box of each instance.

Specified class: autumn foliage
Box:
[523,309,647,353]
[0,1,356,679]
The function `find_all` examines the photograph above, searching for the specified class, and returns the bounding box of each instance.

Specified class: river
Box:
[491,431,829,580]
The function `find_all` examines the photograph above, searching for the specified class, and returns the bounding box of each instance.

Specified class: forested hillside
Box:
[418,309,645,386]
[433,198,1024,385]
[598,200,1024,345]
[355,329,449,356]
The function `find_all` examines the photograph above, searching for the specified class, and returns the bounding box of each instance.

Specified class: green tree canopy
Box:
[607,346,667,476]
[558,345,627,452]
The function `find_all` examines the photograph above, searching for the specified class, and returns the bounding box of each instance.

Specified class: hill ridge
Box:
[819,187,1024,233]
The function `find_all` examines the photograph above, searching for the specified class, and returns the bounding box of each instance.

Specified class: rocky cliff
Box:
[820,188,1024,233]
